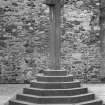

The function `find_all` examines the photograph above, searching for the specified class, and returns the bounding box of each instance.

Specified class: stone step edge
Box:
[24,87,87,91]
[75,99,103,105]
[9,99,35,105]
[17,93,94,98]
[36,75,73,77]
[9,99,82,105]
[44,70,67,71]
[31,80,80,84]
[11,99,103,105]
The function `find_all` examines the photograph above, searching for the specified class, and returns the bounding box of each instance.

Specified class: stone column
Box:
[100,0,105,78]
[45,0,64,70]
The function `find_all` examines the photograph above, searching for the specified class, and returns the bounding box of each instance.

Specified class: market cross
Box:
[45,0,64,70]
[7,1,103,105]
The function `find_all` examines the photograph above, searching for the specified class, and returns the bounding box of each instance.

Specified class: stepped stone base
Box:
[8,70,103,105]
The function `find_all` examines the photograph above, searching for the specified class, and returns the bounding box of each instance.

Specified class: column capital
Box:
[44,0,64,6]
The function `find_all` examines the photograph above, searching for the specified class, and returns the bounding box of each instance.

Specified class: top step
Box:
[44,70,68,76]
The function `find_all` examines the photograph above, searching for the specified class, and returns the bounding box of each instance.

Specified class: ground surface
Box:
[0,84,29,105]
[0,84,105,105]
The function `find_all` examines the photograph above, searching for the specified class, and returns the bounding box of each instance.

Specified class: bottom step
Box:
[76,99,103,105]
[9,99,73,105]
[16,93,95,104]
[9,100,35,105]
[9,99,103,105]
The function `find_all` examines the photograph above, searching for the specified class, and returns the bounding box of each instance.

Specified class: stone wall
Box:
[0,0,102,83]
[61,0,101,82]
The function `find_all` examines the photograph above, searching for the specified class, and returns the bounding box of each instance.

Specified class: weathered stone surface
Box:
[9,70,103,105]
